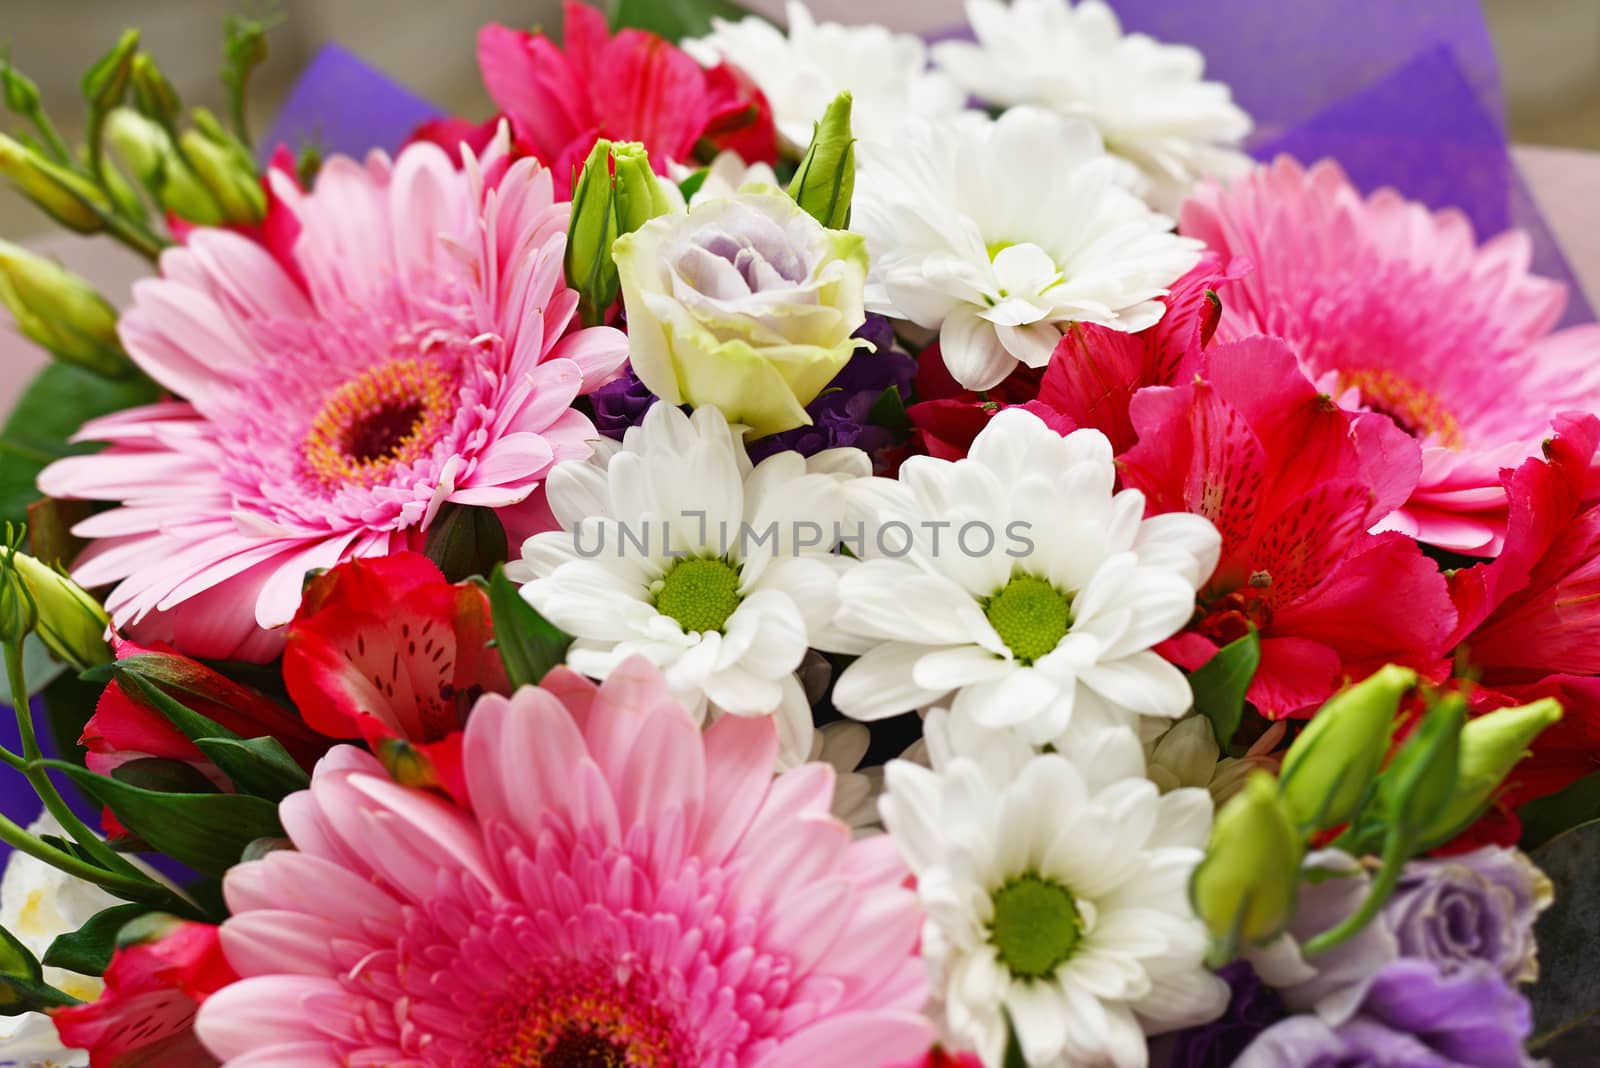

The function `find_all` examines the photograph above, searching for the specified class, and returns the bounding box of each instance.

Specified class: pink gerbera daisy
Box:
[1180,156,1600,555]
[40,132,627,661]
[194,657,932,1067]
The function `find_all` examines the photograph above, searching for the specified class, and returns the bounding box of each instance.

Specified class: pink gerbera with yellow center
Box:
[39,131,627,661]
[193,658,931,1067]
[1181,155,1600,555]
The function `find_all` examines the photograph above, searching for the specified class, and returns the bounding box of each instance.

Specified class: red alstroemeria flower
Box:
[51,916,234,1068]
[83,639,330,837]
[477,1,777,195]
[282,552,508,802]
[1448,413,1600,811]
[1037,253,1246,454]
[1121,336,1456,716]
[903,344,1072,463]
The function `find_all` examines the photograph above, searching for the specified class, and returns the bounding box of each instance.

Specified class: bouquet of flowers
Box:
[0,1,1596,1065]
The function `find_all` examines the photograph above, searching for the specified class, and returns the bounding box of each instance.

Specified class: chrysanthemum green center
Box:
[990,874,1084,979]
[983,574,1072,664]
[654,557,743,635]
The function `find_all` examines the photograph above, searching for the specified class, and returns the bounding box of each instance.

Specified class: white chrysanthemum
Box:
[852,107,1204,390]
[828,409,1220,746]
[509,402,866,764]
[933,0,1253,213]
[684,1,967,152]
[881,713,1227,1067]
[0,814,123,1068]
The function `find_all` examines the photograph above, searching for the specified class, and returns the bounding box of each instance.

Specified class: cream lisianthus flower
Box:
[613,184,871,437]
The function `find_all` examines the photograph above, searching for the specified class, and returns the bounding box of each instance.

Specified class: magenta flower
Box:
[195,658,931,1067]
[1181,156,1600,555]
[40,134,626,661]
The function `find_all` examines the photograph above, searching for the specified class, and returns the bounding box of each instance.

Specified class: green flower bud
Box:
[787,91,855,230]
[0,240,130,376]
[1371,692,1465,845]
[105,108,219,224]
[1190,771,1304,961]
[0,58,42,116]
[129,53,181,127]
[81,29,141,113]
[179,117,265,224]
[565,140,676,327]
[10,551,111,671]
[0,554,38,647]
[1417,697,1563,850]
[0,133,109,233]
[1278,665,1415,832]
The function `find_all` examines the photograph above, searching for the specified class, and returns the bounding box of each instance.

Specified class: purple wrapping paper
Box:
[259,43,443,163]
[0,697,100,867]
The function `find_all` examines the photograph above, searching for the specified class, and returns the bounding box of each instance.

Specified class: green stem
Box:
[26,107,72,165]
[1302,831,1409,957]
[4,641,148,882]
[0,806,187,909]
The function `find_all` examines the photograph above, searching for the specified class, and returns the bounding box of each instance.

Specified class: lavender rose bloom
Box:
[1236,959,1544,1068]
[1386,847,1553,985]
[1161,961,1288,1067]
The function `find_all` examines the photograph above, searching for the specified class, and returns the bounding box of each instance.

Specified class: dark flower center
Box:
[344,398,426,464]
[543,1028,630,1068]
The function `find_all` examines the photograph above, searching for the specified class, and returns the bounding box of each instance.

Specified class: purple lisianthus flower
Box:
[1386,847,1553,985]
[1236,959,1544,1068]
[1162,961,1288,1067]
[590,364,661,440]
[594,316,916,465]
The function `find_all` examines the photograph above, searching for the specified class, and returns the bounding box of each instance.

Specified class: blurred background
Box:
[0,0,1595,239]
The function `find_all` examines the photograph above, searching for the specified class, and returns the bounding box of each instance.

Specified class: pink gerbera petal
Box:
[40,133,619,661]
[195,657,930,1068]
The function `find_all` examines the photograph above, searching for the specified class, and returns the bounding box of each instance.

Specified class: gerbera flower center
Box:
[544,1029,629,1067]
[653,557,744,634]
[990,873,1084,978]
[1336,367,1465,450]
[475,960,690,1068]
[983,574,1073,664]
[302,357,454,486]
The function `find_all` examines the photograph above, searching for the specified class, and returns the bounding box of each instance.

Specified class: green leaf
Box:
[1529,820,1600,1059]
[0,922,40,980]
[0,972,82,1015]
[1187,629,1261,751]
[113,666,240,742]
[42,903,147,976]
[867,384,912,440]
[1519,768,1600,852]
[193,736,308,800]
[40,758,282,877]
[43,666,103,771]
[487,564,572,689]
[0,363,160,529]
[610,0,752,41]
[111,757,219,794]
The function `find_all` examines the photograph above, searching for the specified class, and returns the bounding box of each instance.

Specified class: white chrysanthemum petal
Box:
[855,107,1203,389]
[685,1,967,151]
[882,749,1221,1065]
[514,403,866,765]
[933,0,1252,213]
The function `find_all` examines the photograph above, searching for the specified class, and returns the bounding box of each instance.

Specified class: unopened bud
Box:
[1372,693,1465,845]
[105,108,221,224]
[0,134,109,233]
[81,29,141,113]
[566,140,674,326]
[1278,665,1414,833]
[0,58,42,116]
[0,240,129,376]
[179,112,265,224]
[374,737,443,791]
[128,53,180,128]
[787,91,855,230]
[0,557,38,647]
[1190,772,1303,961]
[1418,697,1562,849]
[11,552,110,670]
